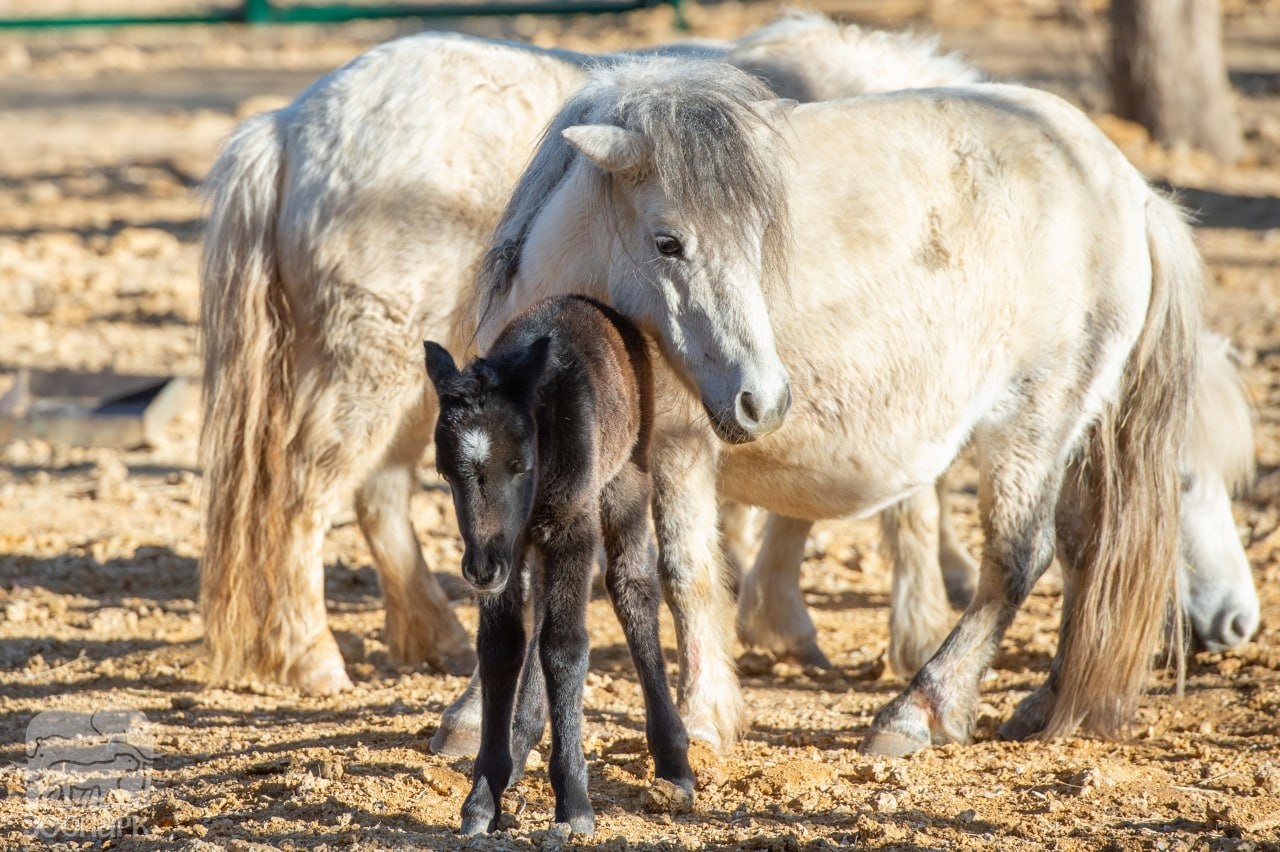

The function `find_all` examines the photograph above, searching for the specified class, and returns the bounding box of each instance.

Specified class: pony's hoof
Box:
[430,645,479,677]
[430,717,481,757]
[859,728,929,757]
[999,687,1054,741]
[288,647,353,696]
[778,638,832,670]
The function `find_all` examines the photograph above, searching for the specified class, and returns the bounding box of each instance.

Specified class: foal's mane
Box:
[476,56,792,324]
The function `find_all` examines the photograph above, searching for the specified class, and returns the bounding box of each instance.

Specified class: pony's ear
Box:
[505,336,554,404]
[562,125,647,176]
[424,340,459,391]
[751,98,798,126]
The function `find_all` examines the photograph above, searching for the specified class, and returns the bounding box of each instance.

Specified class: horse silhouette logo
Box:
[25,709,155,838]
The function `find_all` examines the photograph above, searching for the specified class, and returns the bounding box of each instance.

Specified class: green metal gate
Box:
[0,0,684,30]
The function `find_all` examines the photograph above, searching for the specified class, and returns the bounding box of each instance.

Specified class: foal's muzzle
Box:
[462,548,511,597]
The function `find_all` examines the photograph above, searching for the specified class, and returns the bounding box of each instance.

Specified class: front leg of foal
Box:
[461,584,526,836]
[540,515,598,835]
[602,467,695,796]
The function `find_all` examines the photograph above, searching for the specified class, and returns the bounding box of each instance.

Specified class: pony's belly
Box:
[717,444,926,522]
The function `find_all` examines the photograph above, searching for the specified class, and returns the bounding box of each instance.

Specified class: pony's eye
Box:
[654,234,683,257]
[510,460,531,477]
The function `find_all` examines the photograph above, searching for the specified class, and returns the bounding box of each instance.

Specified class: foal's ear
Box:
[562,125,647,176]
[506,336,554,403]
[423,340,459,391]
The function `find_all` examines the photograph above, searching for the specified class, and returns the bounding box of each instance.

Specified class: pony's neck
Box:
[480,167,610,351]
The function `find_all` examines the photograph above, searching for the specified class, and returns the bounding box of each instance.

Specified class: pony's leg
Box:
[510,568,550,779]
[431,669,483,756]
[602,465,695,797]
[862,419,1066,756]
[736,514,830,668]
[651,427,741,751]
[883,488,955,679]
[433,573,539,758]
[461,578,526,836]
[999,484,1089,741]
[719,501,762,593]
[355,393,475,675]
[936,478,980,609]
[538,514,597,835]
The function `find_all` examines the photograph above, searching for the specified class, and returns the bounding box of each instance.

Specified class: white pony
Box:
[476,56,1203,754]
[735,331,1258,678]
[199,12,976,695]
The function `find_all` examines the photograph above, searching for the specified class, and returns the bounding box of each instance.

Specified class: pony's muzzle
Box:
[707,380,792,444]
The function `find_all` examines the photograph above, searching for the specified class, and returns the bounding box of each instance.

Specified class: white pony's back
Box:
[728,10,981,101]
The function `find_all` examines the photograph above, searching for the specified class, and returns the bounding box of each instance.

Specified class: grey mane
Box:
[479,56,791,312]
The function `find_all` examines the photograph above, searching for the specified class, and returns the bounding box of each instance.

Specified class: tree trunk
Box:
[1109,0,1243,162]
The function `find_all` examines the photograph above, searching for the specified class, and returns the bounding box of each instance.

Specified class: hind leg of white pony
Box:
[936,478,980,609]
[356,395,476,676]
[884,488,955,679]
[862,412,1069,756]
[736,514,830,668]
[651,427,742,752]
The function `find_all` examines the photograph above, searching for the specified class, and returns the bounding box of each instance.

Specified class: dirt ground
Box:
[0,1,1278,849]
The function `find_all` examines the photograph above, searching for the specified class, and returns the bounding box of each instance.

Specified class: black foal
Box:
[424,295,694,836]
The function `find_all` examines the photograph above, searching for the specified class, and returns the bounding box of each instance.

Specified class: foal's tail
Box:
[199,111,294,681]
[1046,191,1203,738]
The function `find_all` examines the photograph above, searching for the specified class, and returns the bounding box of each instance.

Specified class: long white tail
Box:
[1047,191,1202,737]
[198,112,296,681]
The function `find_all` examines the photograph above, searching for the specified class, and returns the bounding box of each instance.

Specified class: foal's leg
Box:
[883,488,955,678]
[862,417,1067,756]
[356,391,475,676]
[461,579,527,836]
[602,466,695,797]
[650,426,741,751]
[539,513,598,834]
[936,477,980,609]
[737,514,830,668]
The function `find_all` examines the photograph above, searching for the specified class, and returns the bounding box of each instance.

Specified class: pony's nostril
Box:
[737,391,760,426]
[1228,613,1255,644]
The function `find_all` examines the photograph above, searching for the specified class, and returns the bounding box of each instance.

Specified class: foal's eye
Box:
[510,460,531,477]
[654,234,684,258]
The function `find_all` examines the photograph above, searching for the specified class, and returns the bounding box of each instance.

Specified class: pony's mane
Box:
[1186,332,1255,493]
[727,10,981,100]
[477,56,791,319]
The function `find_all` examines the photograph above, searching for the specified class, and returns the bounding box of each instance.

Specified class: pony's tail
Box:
[1046,190,1202,738]
[198,111,294,682]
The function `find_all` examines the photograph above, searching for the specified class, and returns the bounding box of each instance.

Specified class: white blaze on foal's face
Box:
[459,428,492,469]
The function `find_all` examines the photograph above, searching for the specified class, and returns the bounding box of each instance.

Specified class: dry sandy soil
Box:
[0,1,1279,849]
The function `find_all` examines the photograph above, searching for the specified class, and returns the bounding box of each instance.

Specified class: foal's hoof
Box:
[460,783,498,836]
[644,777,695,814]
[460,814,495,837]
[859,728,928,757]
[551,813,596,838]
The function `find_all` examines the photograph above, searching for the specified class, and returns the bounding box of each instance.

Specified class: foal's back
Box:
[492,296,653,487]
